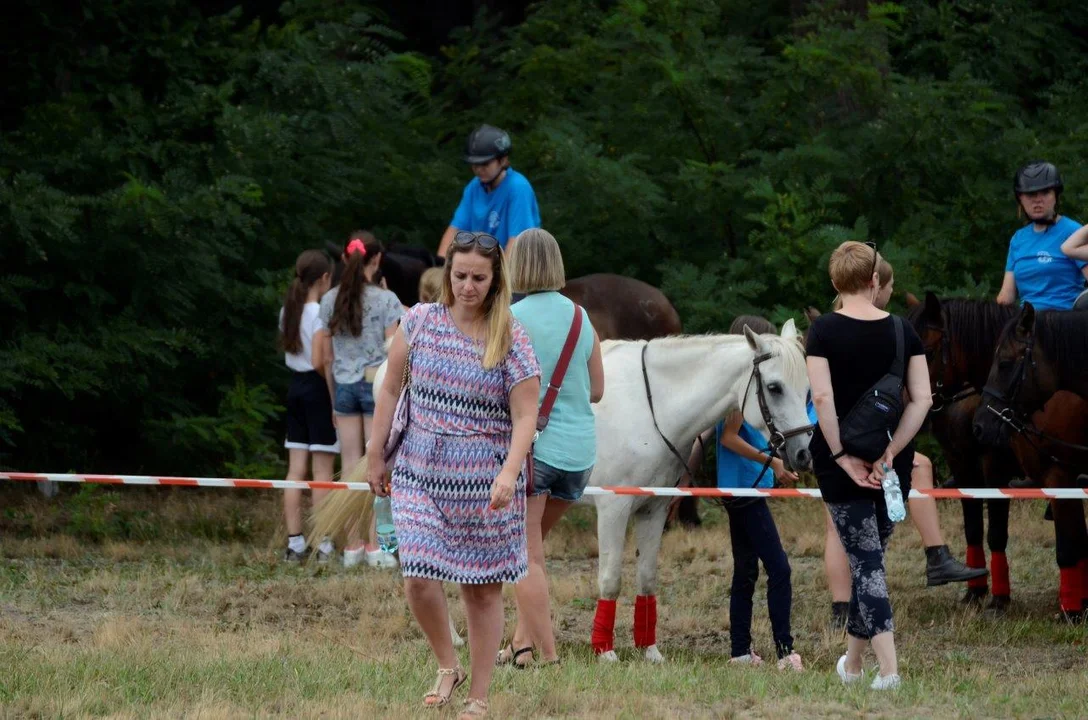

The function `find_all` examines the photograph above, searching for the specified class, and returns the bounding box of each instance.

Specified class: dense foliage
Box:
[4,0,1087,476]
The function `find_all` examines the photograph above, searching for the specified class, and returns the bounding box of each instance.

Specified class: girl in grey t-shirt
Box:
[313,232,404,567]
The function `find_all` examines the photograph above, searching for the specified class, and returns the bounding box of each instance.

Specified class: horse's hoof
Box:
[1058,609,1085,624]
[449,617,464,648]
[987,594,1011,614]
[642,645,665,664]
[598,650,619,663]
[961,587,988,605]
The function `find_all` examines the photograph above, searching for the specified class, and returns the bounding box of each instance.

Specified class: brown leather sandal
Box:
[422,666,466,708]
[459,698,489,719]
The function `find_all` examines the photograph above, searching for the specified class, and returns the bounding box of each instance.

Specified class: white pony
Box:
[587,322,813,663]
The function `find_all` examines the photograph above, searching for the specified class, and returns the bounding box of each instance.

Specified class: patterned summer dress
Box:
[391,303,540,584]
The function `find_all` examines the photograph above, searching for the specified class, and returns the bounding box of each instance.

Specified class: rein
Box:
[640,343,697,486]
[925,323,980,413]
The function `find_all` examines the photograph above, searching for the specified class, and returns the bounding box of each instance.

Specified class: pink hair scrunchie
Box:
[346,238,367,257]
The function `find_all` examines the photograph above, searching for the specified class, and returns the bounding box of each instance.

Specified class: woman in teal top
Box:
[501,228,605,668]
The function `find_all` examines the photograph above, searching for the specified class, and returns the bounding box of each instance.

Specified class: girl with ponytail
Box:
[313,231,405,568]
[279,249,337,562]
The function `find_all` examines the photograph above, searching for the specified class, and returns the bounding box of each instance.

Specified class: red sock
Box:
[991,551,1010,597]
[633,595,657,648]
[1059,567,1082,613]
[966,545,988,590]
[592,599,617,654]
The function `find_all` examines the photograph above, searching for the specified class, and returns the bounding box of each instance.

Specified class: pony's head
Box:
[737,319,813,472]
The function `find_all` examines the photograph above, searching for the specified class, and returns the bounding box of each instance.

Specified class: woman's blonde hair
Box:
[829,241,883,295]
[439,238,513,369]
[506,228,566,292]
[832,255,892,310]
[418,267,444,304]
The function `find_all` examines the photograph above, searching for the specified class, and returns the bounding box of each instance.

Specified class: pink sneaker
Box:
[729,649,763,666]
[777,652,804,672]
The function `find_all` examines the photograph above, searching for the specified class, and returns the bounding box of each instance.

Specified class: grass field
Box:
[2,484,1086,719]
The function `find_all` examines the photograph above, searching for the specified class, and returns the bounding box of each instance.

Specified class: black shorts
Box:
[284,371,339,453]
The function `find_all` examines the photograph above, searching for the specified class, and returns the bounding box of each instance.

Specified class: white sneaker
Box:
[836,655,863,684]
[366,550,398,569]
[729,650,763,666]
[343,547,366,568]
[870,673,901,690]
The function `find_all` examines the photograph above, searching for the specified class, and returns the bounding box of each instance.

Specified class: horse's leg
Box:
[632,499,671,664]
[594,497,632,662]
[961,499,989,603]
[986,499,1012,612]
[1051,492,1088,620]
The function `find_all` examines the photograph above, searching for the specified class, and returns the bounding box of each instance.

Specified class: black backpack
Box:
[838,316,906,464]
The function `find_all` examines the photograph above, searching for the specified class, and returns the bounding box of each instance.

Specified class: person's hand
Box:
[867,448,896,484]
[771,458,799,486]
[836,454,878,489]
[331,413,338,429]
[489,470,518,510]
[367,457,390,497]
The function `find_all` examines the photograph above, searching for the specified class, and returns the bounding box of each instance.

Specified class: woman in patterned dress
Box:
[365,231,541,719]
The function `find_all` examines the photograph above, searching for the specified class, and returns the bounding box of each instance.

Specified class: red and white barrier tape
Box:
[2,472,1086,499]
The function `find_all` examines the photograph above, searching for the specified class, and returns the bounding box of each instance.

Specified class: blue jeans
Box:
[334,380,375,416]
[725,499,794,659]
[530,458,592,502]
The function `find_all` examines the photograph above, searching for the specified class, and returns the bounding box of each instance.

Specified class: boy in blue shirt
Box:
[997,161,1088,310]
[437,125,541,259]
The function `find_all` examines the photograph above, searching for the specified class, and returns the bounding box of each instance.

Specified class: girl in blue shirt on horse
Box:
[997,162,1087,311]
[717,315,804,672]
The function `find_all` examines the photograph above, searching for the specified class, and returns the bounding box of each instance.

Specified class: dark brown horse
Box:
[908,294,1022,609]
[972,305,1088,619]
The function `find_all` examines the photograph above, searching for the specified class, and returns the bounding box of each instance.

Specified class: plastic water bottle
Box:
[881,465,906,523]
[373,496,398,554]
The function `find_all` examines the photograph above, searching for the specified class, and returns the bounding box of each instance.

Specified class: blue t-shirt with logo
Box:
[450,168,541,249]
[1005,216,1087,311]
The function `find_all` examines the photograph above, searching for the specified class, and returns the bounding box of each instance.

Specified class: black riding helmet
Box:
[463,124,512,164]
[1013,161,1063,196]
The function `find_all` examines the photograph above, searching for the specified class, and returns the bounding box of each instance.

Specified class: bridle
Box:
[640,344,813,489]
[924,323,979,413]
[981,332,1088,464]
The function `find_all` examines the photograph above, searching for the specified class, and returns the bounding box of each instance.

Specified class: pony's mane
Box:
[1032,310,1088,372]
[602,332,808,392]
[906,298,1018,360]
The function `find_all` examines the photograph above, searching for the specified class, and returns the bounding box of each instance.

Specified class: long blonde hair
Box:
[439,242,513,369]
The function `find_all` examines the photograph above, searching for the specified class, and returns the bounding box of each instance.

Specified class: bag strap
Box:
[400,305,433,389]
[889,315,905,379]
[537,303,584,433]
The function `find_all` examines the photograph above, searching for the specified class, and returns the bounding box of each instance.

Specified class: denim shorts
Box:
[334,379,375,416]
[531,458,593,502]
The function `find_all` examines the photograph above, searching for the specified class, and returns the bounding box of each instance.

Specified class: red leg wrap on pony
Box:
[633,595,657,649]
[1079,559,1088,607]
[991,551,1010,597]
[966,545,988,590]
[592,599,617,654]
[1059,567,1082,613]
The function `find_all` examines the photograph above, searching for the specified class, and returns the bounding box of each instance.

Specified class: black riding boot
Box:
[926,545,989,587]
[830,601,849,630]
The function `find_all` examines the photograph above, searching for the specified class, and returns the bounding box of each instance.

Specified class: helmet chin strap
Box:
[480,162,508,192]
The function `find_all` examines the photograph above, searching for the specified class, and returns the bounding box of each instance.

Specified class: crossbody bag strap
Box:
[536,303,584,433]
[890,315,906,379]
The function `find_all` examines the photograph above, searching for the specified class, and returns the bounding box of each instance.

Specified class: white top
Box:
[280,302,322,372]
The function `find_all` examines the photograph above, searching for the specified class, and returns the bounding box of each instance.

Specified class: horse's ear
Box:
[1015,302,1036,339]
[922,291,942,325]
[906,291,921,308]
[744,325,770,354]
[803,306,821,323]
[780,318,798,340]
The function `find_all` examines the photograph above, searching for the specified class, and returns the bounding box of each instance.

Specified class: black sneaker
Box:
[284,546,311,563]
[926,545,989,587]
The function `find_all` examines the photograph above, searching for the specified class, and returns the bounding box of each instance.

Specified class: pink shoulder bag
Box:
[382,306,432,472]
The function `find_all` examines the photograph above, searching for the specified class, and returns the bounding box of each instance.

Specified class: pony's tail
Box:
[308,459,374,550]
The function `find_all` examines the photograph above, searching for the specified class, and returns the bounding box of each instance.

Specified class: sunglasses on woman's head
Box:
[453,231,500,253]
[864,240,879,279]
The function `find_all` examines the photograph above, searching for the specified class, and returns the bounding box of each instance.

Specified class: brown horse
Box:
[559,274,682,340]
[908,294,1022,609]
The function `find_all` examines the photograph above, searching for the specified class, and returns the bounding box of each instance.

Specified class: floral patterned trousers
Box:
[827,498,895,640]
